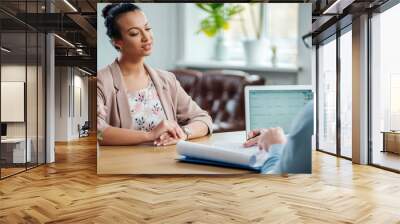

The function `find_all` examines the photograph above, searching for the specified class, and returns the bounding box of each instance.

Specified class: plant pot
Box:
[243,39,268,65]
[270,45,278,66]
[215,34,228,61]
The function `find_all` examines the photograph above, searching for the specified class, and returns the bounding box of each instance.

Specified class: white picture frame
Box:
[1,81,25,122]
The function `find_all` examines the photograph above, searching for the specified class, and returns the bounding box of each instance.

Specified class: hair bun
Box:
[102,3,117,18]
[102,3,141,42]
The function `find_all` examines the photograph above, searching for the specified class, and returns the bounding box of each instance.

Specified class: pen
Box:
[246,132,261,141]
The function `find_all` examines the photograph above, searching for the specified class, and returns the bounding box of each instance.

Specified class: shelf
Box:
[176,60,300,74]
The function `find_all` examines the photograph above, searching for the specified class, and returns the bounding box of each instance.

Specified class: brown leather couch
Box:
[169,69,202,97]
[170,69,265,133]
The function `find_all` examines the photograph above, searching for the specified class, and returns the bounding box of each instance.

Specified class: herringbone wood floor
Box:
[1,135,400,223]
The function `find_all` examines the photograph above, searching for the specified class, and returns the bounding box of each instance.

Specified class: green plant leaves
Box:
[198,18,218,37]
[196,3,244,37]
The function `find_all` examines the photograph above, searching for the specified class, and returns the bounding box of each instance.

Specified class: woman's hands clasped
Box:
[149,120,187,146]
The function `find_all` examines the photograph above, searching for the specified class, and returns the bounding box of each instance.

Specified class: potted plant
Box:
[196,3,244,61]
[241,3,268,65]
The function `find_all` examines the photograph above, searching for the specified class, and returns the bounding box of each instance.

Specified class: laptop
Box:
[244,85,313,135]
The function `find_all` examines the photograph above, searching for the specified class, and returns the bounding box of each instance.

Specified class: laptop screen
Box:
[246,87,313,134]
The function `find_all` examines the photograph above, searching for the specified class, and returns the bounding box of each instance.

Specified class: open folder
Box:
[176,141,269,171]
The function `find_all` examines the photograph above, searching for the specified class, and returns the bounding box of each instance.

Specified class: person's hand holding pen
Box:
[243,129,263,147]
[243,127,287,151]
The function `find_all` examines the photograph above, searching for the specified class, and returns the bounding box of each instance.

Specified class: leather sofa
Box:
[169,69,202,97]
[170,69,265,133]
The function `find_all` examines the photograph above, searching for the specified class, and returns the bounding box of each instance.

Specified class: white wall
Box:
[181,4,215,62]
[97,3,179,70]
[1,65,40,137]
[54,67,89,141]
[96,3,312,85]
[1,65,26,139]
[1,64,46,164]
[72,74,89,138]
[97,3,118,70]
[55,67,69,141]
[297,3,312,85]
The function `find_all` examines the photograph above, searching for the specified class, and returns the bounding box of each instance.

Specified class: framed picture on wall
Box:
[1,81,25,122]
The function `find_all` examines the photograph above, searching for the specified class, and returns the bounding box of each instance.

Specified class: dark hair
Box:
[102,3,141,41]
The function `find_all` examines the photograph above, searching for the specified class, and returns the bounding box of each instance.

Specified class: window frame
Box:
[315,24,353,161]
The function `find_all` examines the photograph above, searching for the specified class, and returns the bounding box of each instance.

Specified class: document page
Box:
[177,141,269,168]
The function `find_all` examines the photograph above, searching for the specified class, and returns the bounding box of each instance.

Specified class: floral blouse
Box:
[126,79,165,132]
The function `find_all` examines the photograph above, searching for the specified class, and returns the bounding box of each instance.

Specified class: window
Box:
[317,37,337,154]
[0,0,47,179]
[390,74,400,130]
[340,29,352,158]
[186,3,299,65]
[371,2,400,171]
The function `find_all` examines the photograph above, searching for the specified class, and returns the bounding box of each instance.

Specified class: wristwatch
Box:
[181,126,192,140]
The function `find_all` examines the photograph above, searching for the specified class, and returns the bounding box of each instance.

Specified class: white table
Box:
[1,138,31,163]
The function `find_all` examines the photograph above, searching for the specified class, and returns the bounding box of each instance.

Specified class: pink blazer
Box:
[97,59,213,136]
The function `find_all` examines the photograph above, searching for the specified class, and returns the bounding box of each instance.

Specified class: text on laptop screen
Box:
[248,89,313,133]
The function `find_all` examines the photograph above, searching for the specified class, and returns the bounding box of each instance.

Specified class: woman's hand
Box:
[149,120,185,141]
[154,131,187,146]
[243,127,287,151]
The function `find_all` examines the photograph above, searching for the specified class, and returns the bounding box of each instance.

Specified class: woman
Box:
[97,3,212,146]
